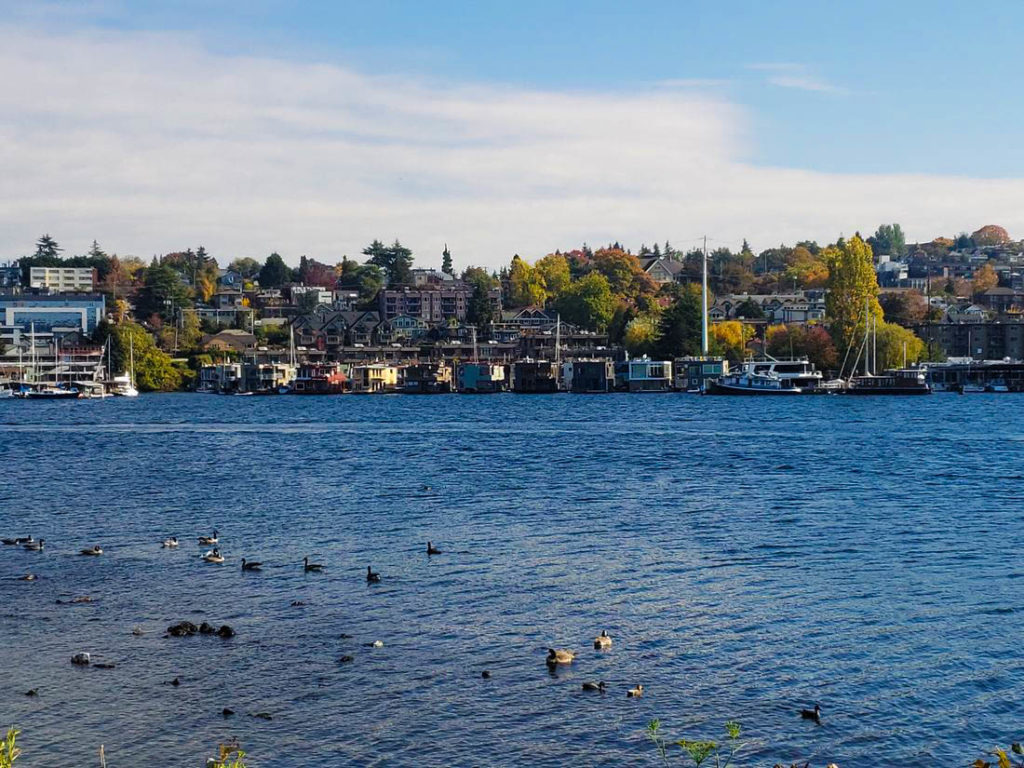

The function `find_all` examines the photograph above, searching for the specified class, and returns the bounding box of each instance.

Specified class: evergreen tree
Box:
[654,290,702,359]
[259,252,290,288]
[441,244,454,275]
[363,239,414,286]
[34,234,62,259]
[88,240,106,259]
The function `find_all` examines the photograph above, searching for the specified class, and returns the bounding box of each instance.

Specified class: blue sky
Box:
[42,0,1024,177]
[3,1,1024,266]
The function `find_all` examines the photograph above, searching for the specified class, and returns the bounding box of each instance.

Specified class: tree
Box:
[229,257,262,278]
[592,247,658,300]
[508,255,547,307]
[953,232,974,251]
[96,320,182,391]
[34,233,62,260]
[876,321,926,369]
[534,253,571,298]
[554,272,615,331]
[867,223,907,259]
[972,262,999,297]
[733,298,764,319]
[823,234,883,357]
[653,289,702,359]
[259,252,290,289]
[971,224,1011,246]
[88,240,106,259]
[623,313,659,356]
[441,244,454,276]
[710,320,753,361]
[879,290,927,326]
[363,239,414,286]
[136,263,191,320]
[765,324,838,372]
[465,277,498,335]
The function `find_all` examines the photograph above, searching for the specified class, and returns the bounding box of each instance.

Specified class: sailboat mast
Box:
[701,236,709,356]
[555,313,561,366]
[129,332,135,387]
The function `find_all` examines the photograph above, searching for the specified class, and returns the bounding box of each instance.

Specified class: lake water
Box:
[1,393,1022,767]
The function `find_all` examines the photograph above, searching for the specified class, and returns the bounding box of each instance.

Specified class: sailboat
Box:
[18,328,80,399]
[845,301,929,395]
[277,325,297,394]
[110,331,140,397]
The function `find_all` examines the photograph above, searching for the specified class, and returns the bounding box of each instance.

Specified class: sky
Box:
[3,0,1024,270]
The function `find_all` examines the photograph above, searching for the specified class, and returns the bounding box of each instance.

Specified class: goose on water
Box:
[800,704,821,724]
[23,539,44,551]
[427,541,442,555]
[582,681,607,692]
[198,530,219,546]
[366,565,381,583]
[161,537,179,548]
[303,557,324,572]
[593,630,612,650]
[18,574,37,581]
[80,546,103,556]
[241,558,262,571]
[546,648,575,665]
[203,548,225,564]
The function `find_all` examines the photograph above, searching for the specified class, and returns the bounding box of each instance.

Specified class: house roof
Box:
[639,257,685,275]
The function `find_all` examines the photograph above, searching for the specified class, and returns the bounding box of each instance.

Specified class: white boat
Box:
[111,333,140,396]
[706,357,824,395]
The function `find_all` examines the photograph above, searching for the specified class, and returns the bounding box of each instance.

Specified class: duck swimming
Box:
[427,541,442,555]
[241,558,262,571]
[546,648,575,665]
[800,704,821,724]
[582,681,607,692]
[80,546,103,556]
[593,630,612,650]
[627,685,644,698]
[18,574,36,581]
[303,557,323,572]
[161,537,179,548]
[23,539,44,551]
[203,548,225,564]
[366,566,381,583]
[198,530,218,546]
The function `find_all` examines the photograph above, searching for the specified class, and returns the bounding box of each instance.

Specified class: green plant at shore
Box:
[972,743,1024,768]
[207,740,248,768]
[646,719,745,767]
[0,728,21,768]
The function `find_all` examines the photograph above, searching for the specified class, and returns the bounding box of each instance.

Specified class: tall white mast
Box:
[129,331,136,388]
[701,236,709,356]
[555,313,561,365]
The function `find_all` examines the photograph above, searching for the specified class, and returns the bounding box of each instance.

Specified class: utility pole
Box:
[701,236,709,356]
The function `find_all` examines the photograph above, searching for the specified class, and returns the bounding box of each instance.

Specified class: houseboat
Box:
[706,357,824,395]
[846,369,930,395]
[560,359,614,393]
[625,357,673,392]
[402,362,452,394]
[456,362,507,393]
[350,363,399,394]
[512,360,559,393]
[291,362,347,394]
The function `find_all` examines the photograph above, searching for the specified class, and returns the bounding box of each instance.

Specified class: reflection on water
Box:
[0,393,1022,766]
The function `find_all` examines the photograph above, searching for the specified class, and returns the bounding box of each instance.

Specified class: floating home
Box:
[619,357,673,392]
[512,360,559,393]
[457,362,507,393]
[292,362,347,394]
[351,363,399,394]
[402,362,453,394]
[673,357,728,393]
[560,359,614,393]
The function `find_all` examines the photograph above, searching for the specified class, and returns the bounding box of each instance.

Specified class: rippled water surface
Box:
[1,393,1022,767]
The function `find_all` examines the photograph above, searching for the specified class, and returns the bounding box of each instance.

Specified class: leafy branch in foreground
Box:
[646,719,745,767]
[0,728,21,768]
[207,740,248,768]
[972,743,1024,768]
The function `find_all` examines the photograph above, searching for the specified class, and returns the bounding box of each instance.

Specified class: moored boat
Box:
[706,357,824,395]
[846,369,930,395]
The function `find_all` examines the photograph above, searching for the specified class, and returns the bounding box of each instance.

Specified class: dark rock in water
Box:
[167,621,198,637]
[71,652,91,666]
[339,655,354,663]
[222,708,235,717]
[252,712,273,720]
[93,662,116,669]
[198,622,216,635]
[216,625,235,638]
[481,670,492,679]
[25,689,38,697]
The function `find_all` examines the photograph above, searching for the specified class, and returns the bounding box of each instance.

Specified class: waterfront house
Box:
[512,360,559,393]
[292,362,347,394]
[673,356,728,392]
[401,362,453,393]
[350,363,399,393]
[560,359,614,393]
[198,363,243,393]
[200,329,257,353]
[242,362,295,393]
[457,362,507,393]
[626,357,673,392]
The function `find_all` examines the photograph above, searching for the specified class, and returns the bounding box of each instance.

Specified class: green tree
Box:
[363,239,414,286]
[623,313,659,356]
[34,233,62,260]
[441,244,454,276]
[733,297,764,319]
[653,289,702,359]
[824,234,883,357]
[555,272,615,330]
[534,253,571,298]
[228,257,262,278]
[710,320,753,362]
[876,321,926,369]
[259,252,290,289]
[337,262,385,305]
[97,320,182,391]
[868,223,907,258]
[136,262,191,320]
[508,255,547,307]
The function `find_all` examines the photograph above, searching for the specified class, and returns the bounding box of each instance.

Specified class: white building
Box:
[29,267,96,292]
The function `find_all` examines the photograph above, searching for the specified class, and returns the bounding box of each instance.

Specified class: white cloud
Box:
[0,27,1021,270]
[748,62,845,94]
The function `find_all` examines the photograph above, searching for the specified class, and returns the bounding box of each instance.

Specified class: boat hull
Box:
[705,381,817,395]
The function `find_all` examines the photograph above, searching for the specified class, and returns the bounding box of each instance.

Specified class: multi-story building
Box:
[0,293,106,346]
[29,267,96,292]
[914,319,1024,360]
[378,283,474,323]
